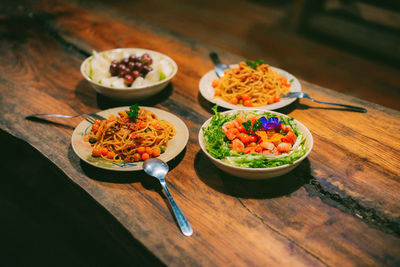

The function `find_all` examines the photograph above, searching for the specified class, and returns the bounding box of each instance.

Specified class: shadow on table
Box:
[1,130,164,267]
[194,150,312,199]
[69,145,188,230]
[74,79,174,110]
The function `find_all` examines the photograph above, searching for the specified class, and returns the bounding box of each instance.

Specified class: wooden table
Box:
[1,1,399,266]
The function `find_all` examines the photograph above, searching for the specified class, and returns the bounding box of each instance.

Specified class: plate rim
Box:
[199,64,301,111]
[71,106,189,171]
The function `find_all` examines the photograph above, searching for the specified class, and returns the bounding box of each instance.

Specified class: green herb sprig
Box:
[126,104,140,120]
[246,59,264,69]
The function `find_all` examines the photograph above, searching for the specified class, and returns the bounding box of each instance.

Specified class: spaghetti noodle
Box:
[212,61,291,107]
[86,106,175,162]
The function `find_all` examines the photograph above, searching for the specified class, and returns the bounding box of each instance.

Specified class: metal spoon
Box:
[209,52,230,77]
[284,92,367,113]
[143,158,193,236]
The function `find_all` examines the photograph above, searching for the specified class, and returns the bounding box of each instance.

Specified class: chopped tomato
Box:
[243,99,253,107]
[212,80,219,88]
[238,133,250,144]
[236,113,247,124]
[241,94,251,101]
[152,147,161,157]
[91,123,99,131]
[94,120,101,125]
[243,146,256,154]
[92,148,101,157]
[267,97,274,104]
[237,124,245,132]
[230,97,239,105]
[247,114,257,124]
[101,147,108,156]
[249,135,257,143]
[282,131,296,145]
[141,153,150,161]
[273,95,281,103]
[231,138,244,152]
[133,153,141,161]
[107,151,116,159]
[137,146,146,154]
[225,127,239,140]
[254,145,263,153]
[145,147,153,155]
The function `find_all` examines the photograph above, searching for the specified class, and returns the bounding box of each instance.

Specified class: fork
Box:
[209,52,230,77]
[284,92,367,113]
[26,113,106,123]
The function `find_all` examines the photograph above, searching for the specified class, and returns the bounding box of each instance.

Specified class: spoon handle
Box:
[160,181,193,236]
[209,52,222,65]
[311,99,367,113]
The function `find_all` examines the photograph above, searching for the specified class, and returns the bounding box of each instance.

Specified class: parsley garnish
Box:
[126,104,140,120]
[241,118,263,133]
[246,59,264,69]
[289,78,294,83]
[242,120,252,131]
[252,119,262,132]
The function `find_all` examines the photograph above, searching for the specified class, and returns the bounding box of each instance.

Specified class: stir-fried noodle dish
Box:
[86,105,175,162]
[212,60,292,107]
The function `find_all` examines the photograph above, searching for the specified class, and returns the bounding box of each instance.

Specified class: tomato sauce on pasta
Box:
[212,61,291,107]
[86,107,175,162]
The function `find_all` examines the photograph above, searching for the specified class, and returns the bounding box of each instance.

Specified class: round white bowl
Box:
[198,109,313,179]
[80,48,178,100]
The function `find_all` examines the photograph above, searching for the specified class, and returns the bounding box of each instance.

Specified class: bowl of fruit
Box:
[81,48,177,100]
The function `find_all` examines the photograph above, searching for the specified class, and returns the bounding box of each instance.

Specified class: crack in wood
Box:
[304,178,400,238]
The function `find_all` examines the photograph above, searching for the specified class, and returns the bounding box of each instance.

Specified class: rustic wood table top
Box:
[1,1,399,266]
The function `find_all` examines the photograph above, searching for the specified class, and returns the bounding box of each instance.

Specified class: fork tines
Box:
[85,116,96,124]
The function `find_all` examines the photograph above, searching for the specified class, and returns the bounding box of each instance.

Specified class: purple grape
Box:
[124,74,134,86]
[118,64,126,71]
[132,70,140,78]
[109,63,118,76]
[135,62,143,70]
[129,55,138,63]
[122,58,129,65]
[118,70,126,78]
[128,61,135,71]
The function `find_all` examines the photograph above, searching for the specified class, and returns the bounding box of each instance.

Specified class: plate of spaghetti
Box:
[199,60,301,110]
[71,105,189,171]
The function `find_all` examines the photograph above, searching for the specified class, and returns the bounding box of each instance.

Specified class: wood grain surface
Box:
[1,1,399,266]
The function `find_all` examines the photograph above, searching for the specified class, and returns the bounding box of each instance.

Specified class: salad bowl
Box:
[81,48,178,100]
[198,108,313,179]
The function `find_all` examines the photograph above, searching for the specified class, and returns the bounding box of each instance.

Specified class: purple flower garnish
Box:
[260,116,282,130]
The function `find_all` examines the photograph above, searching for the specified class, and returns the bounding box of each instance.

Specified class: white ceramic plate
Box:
[198,109,313,179]
[199,65,301,110]
[80,48,178,100]
[71,106,188,171]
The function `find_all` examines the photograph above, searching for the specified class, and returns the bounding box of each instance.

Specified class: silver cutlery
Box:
[284,92,367,113]
[143,158,193,236]
[26,113,106,123]
[209,52,230,77]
